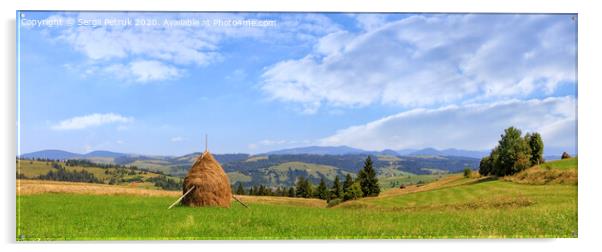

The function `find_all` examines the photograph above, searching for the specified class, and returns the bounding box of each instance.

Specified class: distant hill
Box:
[265,146,487,158]
[21,150,129,160]
[266,146,368,155]
[20,150,83,160]
[406,148,489,159]
[408,148,442,156]
[83,151,128,158]
[379,149,400,156]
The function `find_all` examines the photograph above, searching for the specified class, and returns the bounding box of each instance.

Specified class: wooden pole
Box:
[232,195,249,208]
[168,186,195,209]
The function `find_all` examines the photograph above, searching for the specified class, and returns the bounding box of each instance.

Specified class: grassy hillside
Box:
[379,174,448,189]
[17,156,577,240]
[504,158,577,185]
[542,157,577,170]
[265,162,351,182]
[17,160,181,190]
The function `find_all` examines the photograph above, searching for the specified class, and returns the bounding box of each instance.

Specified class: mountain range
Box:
[265,146,489,159]
[20,144,573,162]
[21,146,491,160]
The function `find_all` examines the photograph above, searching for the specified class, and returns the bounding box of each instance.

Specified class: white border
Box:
[2,1,601,252]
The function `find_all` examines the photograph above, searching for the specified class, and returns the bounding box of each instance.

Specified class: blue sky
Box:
[17,12,577,156]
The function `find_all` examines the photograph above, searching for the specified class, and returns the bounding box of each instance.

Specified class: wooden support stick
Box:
[168,186,195,209]
[232,195,249,208]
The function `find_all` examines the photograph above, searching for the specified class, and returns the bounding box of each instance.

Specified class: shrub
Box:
[327,198,342,208]
[463,168,472,178]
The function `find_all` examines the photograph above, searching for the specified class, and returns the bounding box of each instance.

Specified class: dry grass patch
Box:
[236,195,326,208]
[504,166,577,185]
[378,174,472,198]
[17,179,179,197]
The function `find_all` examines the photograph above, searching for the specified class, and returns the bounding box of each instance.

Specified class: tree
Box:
[344,182,363,201]
[295,176,306,197]
[561,152,571,159]
[493,127,532,176]
[287,187,295,197]
[315,178,329,200]
[479,127,543,177]
[330,175,343,199]
[295,176,313,198]
[479,155,493,176]
[527,132,544,165]
[235,182,245,195]
[343,174,354,194]
[358,156,380,197]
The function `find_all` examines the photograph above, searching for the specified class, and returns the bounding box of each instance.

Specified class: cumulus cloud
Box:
[44,12,339,83]
[52,113,133,130]
[261,14,577,113]
[319,97,576,154]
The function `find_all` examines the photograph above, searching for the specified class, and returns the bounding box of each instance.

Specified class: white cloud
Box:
[170,136,184,142]
[52,113,133,130]
[100,60,182,83]
[48,12,339,83]
[261,15,576,113]
[352,14,388,31]
[319,97,576,154]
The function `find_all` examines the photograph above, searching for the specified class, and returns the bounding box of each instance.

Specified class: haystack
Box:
[181,151,232,207]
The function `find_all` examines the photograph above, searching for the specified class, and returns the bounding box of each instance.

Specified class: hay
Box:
[182,151,232,207]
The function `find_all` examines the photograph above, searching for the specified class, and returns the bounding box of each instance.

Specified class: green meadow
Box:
[17,158,577,240]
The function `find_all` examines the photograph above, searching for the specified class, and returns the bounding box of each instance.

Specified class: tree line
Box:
[233,156,381,204]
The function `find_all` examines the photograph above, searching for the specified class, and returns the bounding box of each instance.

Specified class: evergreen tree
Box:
[358,156,380,197]
[295,176,308,198]
[330,175,343,199]
[287,187,295,197]
[343,174,353,194]
[315,178,329,200]
[235,182,245,195]
[305,180,313,198]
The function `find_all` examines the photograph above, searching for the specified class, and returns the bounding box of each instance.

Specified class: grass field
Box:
[16,158,578,240]
[379,174,447,189]
[543,157,578,170]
